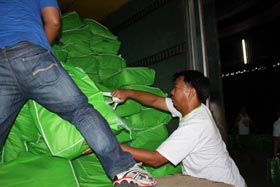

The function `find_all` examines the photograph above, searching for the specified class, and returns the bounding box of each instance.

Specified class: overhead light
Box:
[242,39,248,64]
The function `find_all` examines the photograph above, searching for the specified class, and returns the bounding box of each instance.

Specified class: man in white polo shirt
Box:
[112,70,246,187]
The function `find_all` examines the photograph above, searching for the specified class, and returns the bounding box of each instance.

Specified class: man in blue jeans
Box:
[0,1,156,186]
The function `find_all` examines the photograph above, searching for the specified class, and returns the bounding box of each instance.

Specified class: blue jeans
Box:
[0,41,135,179]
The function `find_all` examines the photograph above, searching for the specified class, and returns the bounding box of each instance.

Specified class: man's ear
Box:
[189,87,197,98]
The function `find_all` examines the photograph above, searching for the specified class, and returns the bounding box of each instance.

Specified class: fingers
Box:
[82,142,93,155]
[111,89,120,97]
[111,89,127,103]
[82,148,93,155]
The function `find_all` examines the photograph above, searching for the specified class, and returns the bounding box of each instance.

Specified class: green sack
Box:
[125,108,171,129]
[114,100,142,117]
[61,41,93,57]
[28,65,127,159]
[72,153,112,187]
[25,136,51,156]
[52,45,68,63]
[61,27,93,43]
[61,11,84,30]
[0,153,79,187]
[116,129,135,144]
[29,99,88,159]
[96,54,126,80]
[130,123,169,150]
[267,158,280,187]
[1,102,40,163]
[101,67,155,88]
[66,55,100,82]
[89,34,121,55]
[83,18,118,40]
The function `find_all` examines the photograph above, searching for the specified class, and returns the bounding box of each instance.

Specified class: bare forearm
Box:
[112,89,168,111]
[41,7,61,44]
[44,23,60,43]
[126,90,160,106]
[121,144,168,167]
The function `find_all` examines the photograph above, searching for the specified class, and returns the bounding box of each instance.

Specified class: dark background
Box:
[216,0,280,134]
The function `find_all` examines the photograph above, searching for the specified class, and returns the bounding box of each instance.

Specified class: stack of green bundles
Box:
[0,11,181,187]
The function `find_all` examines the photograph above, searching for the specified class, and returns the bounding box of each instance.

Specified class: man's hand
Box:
[82,147,93,155]
[111,89,130,103]
[82,142,93,155]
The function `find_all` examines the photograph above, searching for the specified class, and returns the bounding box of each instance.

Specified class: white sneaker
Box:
[113,164,157,187]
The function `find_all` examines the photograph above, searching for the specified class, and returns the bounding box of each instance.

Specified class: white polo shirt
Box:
[273,117,280,137]
[156,98,246,187]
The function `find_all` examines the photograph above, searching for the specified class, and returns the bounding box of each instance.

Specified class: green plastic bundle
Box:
[28,65,128,159]
[0,11,182,187]
[1,103,39,163]
[61,11,85,31]
[83,18,118,40]
[0,153,79,187]
[101,67,155,88]
[72,154,112,187]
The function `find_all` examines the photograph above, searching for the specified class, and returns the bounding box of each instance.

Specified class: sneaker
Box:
[113,164,157,187]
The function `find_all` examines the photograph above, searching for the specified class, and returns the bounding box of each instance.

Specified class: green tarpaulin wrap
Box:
[66,54,127,83]
[89,34,121,55]
[61,27,93,43]
[60,41,93,58]
[72,154,112,187]
[0,11,181,186]
[101,67,155,88]
[83,18,118,40]
[61,11,84,31]
[0,153,79,187]
[28,65,127,159]
[1,103,40,163]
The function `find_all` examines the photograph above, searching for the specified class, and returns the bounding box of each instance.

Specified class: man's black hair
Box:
[173,70,210,104]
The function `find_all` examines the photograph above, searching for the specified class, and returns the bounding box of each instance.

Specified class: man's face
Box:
[170,76,192,111]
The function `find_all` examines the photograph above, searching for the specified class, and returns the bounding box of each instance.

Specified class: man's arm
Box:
[121,144,169,167]
[82,144,169,167]
[112,89,169,112]
[41,7,61,44]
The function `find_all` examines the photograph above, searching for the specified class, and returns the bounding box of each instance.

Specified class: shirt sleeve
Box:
[39,0,60,9]
[157,125,200,165]
[156,115,204,165]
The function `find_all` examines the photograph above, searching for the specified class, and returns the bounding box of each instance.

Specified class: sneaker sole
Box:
[113,176,156,187]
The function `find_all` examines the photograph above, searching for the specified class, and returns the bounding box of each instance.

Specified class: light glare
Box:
[242,39,248,64]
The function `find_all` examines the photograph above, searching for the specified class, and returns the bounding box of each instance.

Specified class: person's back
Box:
[237,113,251,135]
[0,0,52,51]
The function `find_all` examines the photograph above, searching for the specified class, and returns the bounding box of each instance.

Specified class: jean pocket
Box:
[31,51,61,86]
